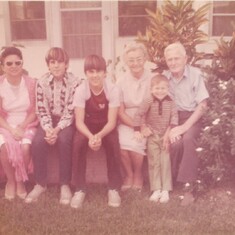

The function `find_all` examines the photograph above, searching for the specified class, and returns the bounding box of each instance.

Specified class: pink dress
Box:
[117,70,153,155]
[0,75,38,182]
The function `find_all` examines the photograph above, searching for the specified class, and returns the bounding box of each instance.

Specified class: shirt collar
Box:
[48,72,68,83]
[168,65,189,81]
[152,95,171,102]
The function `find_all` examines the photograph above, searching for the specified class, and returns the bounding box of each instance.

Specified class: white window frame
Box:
[209,1,235,39]
[3,1,51,46]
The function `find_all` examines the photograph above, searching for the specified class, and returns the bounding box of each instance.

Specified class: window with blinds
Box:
[212,1,235,37]
[60,1,102,59]
[118,1,156,37]
[9,1,46,40]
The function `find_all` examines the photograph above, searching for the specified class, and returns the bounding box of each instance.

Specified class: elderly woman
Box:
[0,47,38,200]
[117,42,154,191]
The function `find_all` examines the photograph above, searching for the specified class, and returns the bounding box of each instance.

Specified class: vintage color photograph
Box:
[0,1,234,234]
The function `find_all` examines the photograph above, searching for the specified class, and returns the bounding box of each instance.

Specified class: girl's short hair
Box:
[164,42,186,57]
[0,47,23,64]
[45,47,69,65]
[84,54,106,73]
[151,74,169,87]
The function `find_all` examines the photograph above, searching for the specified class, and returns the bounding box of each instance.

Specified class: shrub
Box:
[198,35,235,187]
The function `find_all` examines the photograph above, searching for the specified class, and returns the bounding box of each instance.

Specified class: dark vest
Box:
[85,89,108,128]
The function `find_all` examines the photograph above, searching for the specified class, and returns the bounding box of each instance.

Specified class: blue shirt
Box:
[163,65,209,111]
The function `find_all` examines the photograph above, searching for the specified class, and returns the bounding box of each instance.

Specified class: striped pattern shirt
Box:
[133,95,178,135]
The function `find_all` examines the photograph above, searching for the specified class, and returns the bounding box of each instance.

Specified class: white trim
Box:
[49,1,62,47]
[102,1,115,70]
[3,1,50,47]
[3,2,11,45]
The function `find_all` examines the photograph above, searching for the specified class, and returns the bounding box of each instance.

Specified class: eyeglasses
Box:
[127,58,144,64]
[5,60,23,67]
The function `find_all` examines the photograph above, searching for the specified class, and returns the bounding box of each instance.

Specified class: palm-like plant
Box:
[137,0,210,72]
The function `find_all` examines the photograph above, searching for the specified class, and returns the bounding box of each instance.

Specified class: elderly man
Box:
[163,42,209,206]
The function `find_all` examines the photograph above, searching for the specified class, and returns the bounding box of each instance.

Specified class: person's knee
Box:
[170,140,182,152]
[0,144,7,155]
[183,125,201,143]
[57,134,71,147]
[72,131,87,148]
[104,131,119,148]
[21,144,30,155]
[182,133,196,146]
[32,136,46,150]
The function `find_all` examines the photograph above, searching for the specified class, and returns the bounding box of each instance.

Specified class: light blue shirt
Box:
[163,65,209,111]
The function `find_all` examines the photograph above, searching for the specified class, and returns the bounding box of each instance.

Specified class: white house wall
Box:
[0,2,6,48]
[0,0,229,79]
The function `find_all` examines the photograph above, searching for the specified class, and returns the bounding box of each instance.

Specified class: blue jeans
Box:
[32,125,74,186]
[73,127,122,191]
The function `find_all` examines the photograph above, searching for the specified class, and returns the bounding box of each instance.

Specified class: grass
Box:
[0,182,235,235]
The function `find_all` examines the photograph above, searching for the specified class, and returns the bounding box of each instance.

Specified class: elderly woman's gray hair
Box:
[123,41,148,63]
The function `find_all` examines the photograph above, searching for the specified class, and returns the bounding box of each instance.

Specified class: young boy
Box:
[133,74,178,203]
[25,47,79,205]
[70,54,122,209]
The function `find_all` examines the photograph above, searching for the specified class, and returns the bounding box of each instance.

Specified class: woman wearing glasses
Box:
[0,47,38,200]
[117,42,154,191]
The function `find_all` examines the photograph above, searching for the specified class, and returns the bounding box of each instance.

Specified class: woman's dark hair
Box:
[0,47,23,64]
[84,54,106,73]
[45,47,69,65]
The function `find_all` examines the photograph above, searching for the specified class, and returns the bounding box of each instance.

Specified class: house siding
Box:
[1,1,224,79]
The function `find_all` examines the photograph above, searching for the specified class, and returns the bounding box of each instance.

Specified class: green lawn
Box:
[0,183,235,235]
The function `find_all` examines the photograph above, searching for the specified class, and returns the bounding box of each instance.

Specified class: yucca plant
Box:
[137,0,210,72]
[211,33,235,81]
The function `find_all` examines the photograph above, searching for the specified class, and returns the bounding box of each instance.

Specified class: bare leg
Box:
[130,151,144,190]
[21,144,31,168]
[120,149,133,188]
[16,144,31,198]
[0,144,16,199]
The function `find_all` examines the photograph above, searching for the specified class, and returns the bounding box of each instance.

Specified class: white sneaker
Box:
[25,184,46,203]
[159,190,169,203]
[149,190,162,202]
[60,185,72,205]
[70,191,86,209]
[108,189,121,207]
